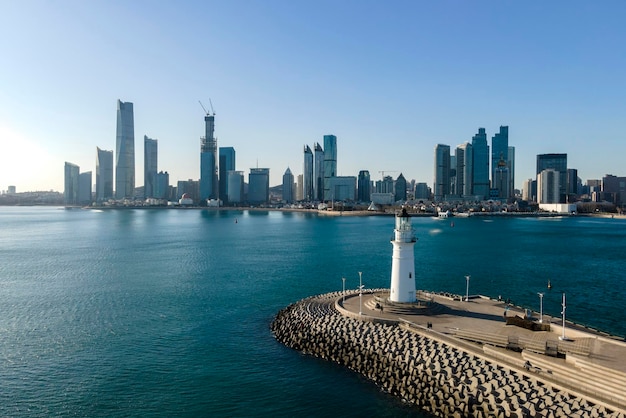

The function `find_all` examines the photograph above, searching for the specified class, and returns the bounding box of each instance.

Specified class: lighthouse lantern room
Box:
[389,207,417,303]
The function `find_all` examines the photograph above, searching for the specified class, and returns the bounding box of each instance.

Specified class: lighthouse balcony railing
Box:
[392,231,417,242]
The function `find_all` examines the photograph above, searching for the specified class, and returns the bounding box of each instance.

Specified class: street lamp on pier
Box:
[342,277,346,304]
[559,292,569,341]
[538,292,544,323]
[358,271,363,316]
[465,275,471,302]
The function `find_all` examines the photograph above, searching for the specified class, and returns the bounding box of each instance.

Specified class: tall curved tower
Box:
[389,208,417,303]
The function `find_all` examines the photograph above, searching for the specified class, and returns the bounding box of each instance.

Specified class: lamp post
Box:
[465,275,470,302]
[342,277,346,304]
[538,292,544,323]
[559,292,568,341]
[358,271,363,316]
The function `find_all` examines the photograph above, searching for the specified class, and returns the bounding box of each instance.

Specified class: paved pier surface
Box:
[341,290,626,373]
[338,289,626,413]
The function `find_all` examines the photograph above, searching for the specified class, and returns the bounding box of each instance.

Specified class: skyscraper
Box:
[303,145,313,201]
[456,142,473,197]
[433,144,450,201]
[154,171,170,200]
[144,135,158,199]
[227,171,244,203]
[537,169,559,204]
[64,162,80,206]
[536,153,567,203]
[248,168,270,204]
[282,167,294,203]
[508,146,516,196]
[96,147,113,202]
[323,134,337,201]
[219,147,235,203]
[78,171,92,205]
[491,126,509,187]
[494,156,510,199]
[394,173,407,202]
[471,128,489,200]
[200,112,217,201]
[313,142,324,201]
[357,170,371,202]
[115,100,135,199]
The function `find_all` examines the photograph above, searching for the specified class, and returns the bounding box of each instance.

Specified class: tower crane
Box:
[378,170,398,180]
[198,100,215,116]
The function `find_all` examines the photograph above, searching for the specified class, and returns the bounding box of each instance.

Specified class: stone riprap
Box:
[271,291,625,418]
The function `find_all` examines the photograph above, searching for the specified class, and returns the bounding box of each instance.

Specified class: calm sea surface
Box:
[1,207,625,417]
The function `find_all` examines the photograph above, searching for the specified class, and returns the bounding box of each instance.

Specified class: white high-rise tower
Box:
[389,208,417,303]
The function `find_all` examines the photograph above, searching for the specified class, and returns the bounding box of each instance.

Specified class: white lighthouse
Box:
[389,208,417,303]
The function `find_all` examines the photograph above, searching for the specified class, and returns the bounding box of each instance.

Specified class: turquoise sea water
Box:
[1,207,625,417]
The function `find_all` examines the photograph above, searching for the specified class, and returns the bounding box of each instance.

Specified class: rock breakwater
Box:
[271,291,625,417]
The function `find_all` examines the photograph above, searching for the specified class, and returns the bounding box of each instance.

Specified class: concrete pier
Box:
[271,290,626,417]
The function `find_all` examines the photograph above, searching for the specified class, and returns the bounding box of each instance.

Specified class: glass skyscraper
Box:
[456,142,473,197]
[394,173,407,202]
[96,147,113,202]
[64,162,80,206]
[248,168,270,204]
[357,170,371,202]
[303,145,313,201]
[536,153,567,203]
[433,144,450,201]
[200,113,217,201]
[227,171,244,204]
[471,128,489,200]
[115,100,135,199]
[219,147,235,203]
[282,167,294,203]
[491,126,509,187]
[78,171,92,205]
[314,143,324,201]
[144,135,158,199]
[322,135,337,201]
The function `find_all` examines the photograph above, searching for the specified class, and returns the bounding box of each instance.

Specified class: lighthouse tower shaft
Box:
[389,210,417,303]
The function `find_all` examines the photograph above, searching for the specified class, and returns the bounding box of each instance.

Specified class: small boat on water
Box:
[547,280,552,289]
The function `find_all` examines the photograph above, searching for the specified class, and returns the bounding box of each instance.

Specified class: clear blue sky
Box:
[1,1,625,192]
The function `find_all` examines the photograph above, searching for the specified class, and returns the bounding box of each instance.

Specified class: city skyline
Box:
[2,2,626,192]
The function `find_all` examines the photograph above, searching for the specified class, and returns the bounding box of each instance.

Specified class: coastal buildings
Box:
[248,168,270,204]
[455,142,473,197]
[227,171,244,204]
[433,144,450,201]
[326,176,356,201]
[219,147,235,204]
[537,169,559,204]
[471,128,490,200]
[64,162,80,205]
[78,172,92,205]
[115,100,135,199]
[200,110,217,201]
[154,171,170,200]
[536,154,567,203]
[144,135,158,199]
[303,145,313,201]
[357,170,371,202]
[414,182,429,200]
[282,167,294,203]
[491,126,509,195]
[394,173,407,202]
[314,143,324,201]
[96,147,113,202]
[323,135,337,201]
